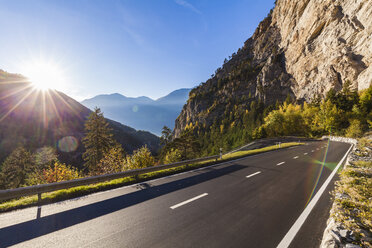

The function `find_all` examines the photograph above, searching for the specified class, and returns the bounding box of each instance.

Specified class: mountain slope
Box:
[0,69,160,167]
[174,0,372,137]
[81,88,191,135]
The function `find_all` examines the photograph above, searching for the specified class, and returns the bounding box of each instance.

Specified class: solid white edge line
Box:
[170,193,208,209]
[276,144,353,248]
[246,171,261,178]
[277,162,285,166]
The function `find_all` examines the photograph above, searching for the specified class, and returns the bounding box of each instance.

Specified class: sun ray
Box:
[45,89,62,125]
[0,86,38,123]
[41,89,47,129]
[0,81,34,100]
[52,90,84,119]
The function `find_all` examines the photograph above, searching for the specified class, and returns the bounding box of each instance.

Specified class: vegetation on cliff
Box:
[162,83,372,158]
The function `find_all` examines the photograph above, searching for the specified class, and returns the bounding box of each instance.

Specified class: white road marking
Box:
[170,193,208,209]
[276,144,353,248]
[276,162,285,166]
[293,156,299,159]
[246,171,261,178]
[311,150,314,152]
[88,145,300,200]
[316,148,319,150]
[304,153,308,155]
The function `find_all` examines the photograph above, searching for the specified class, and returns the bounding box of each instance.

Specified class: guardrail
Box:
[321,136,357,145]
[0,155,220,202]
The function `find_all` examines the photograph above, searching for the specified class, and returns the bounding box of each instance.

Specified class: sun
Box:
[21,60,65,91]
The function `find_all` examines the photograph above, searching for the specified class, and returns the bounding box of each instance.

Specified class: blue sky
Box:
[0,0,275,101]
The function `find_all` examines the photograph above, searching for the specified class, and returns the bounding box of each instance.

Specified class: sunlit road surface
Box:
[0,141,351,248]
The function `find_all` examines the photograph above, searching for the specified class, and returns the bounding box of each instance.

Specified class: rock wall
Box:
[322,136,358,145]
[273,0,372,98]
[174,0,372,137]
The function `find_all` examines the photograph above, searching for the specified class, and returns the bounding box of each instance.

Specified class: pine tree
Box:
[160,126,172,146]
[173,129,200,160]
[34,146,58,172]
[82,107,115,174]
[0,147,35,189]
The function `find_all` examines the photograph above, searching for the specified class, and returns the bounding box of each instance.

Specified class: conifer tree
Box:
[0,147,35,189]
[172,129,200,160]
[82,107,115,174]
[160,126,172,145]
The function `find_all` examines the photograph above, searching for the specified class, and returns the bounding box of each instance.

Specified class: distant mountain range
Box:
[0,69,160,167]
[81,88,191,135]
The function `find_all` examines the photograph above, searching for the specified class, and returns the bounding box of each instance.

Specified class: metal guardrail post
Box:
[36,193,42,219]
[219,148,223,160]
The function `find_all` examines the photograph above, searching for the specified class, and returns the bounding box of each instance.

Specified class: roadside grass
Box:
[332,140,372,247]
[222,142,303,160]
[0,142,303,213]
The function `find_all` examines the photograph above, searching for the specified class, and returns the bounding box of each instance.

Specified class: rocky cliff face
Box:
[274,0,372,97]
[174,0,372,137]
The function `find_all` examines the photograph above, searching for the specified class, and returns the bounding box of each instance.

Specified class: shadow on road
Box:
[0,163,248,247]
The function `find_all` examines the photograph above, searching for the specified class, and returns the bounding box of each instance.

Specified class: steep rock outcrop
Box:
[174,0,371,137]
[274,0,372,97]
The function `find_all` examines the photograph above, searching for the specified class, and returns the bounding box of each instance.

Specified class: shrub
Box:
[345,119,364,138]
[125,146,155,170]
[97,145,126,174]
[163,148,182,164]
[43,161,80,183]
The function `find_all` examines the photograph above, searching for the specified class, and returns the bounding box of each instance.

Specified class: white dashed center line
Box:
[293,156,299,159]
[170,193,208,209]
[304,153,308,155]
[277,162,285,166]
[246,171,261,178]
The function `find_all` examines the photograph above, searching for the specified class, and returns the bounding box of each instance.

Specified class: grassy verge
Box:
[331,138,372,247]
[0,142,303,213]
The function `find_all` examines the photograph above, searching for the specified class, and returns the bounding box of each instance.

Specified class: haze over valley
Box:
[81,88,191,135]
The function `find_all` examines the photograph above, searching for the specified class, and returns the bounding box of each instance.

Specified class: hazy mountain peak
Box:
[156,88,191,105]
[81,88,191,135]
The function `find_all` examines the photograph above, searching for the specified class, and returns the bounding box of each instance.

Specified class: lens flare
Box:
[58,136,78,152]
[305,140,330,207]
[132,105,139,112]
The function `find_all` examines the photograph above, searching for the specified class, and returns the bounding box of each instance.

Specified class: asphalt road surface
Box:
[0,140,351,248]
